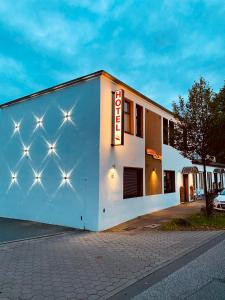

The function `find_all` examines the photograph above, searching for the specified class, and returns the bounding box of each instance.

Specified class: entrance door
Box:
[183,174,189,202]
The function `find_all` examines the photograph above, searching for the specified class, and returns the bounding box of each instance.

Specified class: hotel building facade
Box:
[0,70,224,231]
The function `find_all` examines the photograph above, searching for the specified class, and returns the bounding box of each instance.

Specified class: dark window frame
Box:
[135,104,143,138]
[123,167,143,199]
[169,120,174,147]
[164,170,175,193]
[124,99,134,135]
[163,118,168,145]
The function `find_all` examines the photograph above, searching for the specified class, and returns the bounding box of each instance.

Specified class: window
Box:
[199,172,203,189]
[164,170,175,193]
[163,118,168,145]
[123,167,143,199]
[220,173,224,188]
[214,172,218,188]
[207,172,212,191]
[136,104,143,138]
[124,100,133,134]
[193,173,198,190]
[169,120,174,147]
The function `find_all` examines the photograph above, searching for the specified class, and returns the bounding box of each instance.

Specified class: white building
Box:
[0,70,224,231]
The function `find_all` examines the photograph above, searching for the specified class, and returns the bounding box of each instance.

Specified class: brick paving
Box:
[0,230,222,299]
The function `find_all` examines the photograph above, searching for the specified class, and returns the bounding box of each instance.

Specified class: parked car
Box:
[213,189,225,211]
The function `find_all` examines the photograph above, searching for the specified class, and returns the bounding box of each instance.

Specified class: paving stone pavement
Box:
[0,230,222,300]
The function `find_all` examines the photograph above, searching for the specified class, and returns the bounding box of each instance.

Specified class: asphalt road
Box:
[131,233,225,299]
[0,217,74,242]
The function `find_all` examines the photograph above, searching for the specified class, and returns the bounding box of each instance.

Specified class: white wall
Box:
[98,76,195,231]
[0,78,101,231]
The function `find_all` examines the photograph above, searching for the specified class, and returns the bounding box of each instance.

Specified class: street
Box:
[132,234,225,299]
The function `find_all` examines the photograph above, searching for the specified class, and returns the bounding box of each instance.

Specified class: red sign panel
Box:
[112,89,124,146]
[146,148,162,160]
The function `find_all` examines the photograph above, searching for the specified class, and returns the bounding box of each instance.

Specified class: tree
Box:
[172,78,215,216]
[210,83,225,163]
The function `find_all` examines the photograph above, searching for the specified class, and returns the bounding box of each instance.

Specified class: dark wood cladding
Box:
[145,109,162,195]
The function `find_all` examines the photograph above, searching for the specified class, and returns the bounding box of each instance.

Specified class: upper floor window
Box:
[163,118,168,145]
[169,120,174,146]
[136,104,143,138]
[124,99,133,134]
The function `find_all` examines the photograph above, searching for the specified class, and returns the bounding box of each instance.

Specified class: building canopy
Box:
[182,166,199,174]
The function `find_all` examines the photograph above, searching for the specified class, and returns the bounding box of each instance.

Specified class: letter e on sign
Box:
[112,89,124,146]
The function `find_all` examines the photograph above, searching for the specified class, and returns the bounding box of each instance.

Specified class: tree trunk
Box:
[203,161,212,216]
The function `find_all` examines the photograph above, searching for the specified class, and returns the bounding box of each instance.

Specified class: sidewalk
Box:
[108,200,204,232]
[0,226,221,299]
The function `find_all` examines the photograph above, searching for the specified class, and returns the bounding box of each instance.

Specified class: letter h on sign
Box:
[112,89,124,146]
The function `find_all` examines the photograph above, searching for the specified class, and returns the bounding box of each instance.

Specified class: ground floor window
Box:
[123,167,143,199]
[214,173,218,190]
[193,173,198,190]
[199,172,203,189]
[164,170,175,193]
[219,173,224,189]
[207,172,213,191]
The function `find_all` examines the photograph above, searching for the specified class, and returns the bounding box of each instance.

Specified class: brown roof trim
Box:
[0,70,104,108]
[0,69,173,115]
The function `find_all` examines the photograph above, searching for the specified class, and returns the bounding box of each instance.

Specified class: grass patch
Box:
[161,212,225,231]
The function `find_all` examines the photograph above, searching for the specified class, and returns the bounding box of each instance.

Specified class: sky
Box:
[0,0,225,109]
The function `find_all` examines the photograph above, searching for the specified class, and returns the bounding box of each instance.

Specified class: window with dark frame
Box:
[124,100,133,134]
[164,170,175,193]
[163,118,168,145]
[169,120,174,147]
[199,172,203,189]
[207,172,212,191]
[220,173,224,188]
[193,173,198,190]
[123,167,143,199]
[136,104,143,138]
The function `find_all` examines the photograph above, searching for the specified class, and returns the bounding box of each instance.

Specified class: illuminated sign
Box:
[146,148,162,160]
[112,89,124,146]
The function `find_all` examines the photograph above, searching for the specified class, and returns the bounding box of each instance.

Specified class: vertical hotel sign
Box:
[112,89,124,146]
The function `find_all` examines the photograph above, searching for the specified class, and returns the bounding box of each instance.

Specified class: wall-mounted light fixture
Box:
[23,146,30,158]
[13,120,21,135]
[36,116,43,128]
[153,168,156,172]
[11,172,18,184]
[111,164,116,179]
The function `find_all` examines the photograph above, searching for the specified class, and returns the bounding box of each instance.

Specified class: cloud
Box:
[65,0,115,14]
[0,54,42,100]
[0,0,224,108]
[0,2,98,56]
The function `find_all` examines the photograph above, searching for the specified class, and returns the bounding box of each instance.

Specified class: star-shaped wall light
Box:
[32,115,45,134]
[42,139,60,162]
[12,120,21,136]
[59,106,75,129]
[23,145,30,158]
[29,169,44,192]
[36,116,44,128]
[47,141,57,156]
[59,167,74,190]
[7,171,19,192]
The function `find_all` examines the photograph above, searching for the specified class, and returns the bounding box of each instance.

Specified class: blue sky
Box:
[0,0,225,109]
